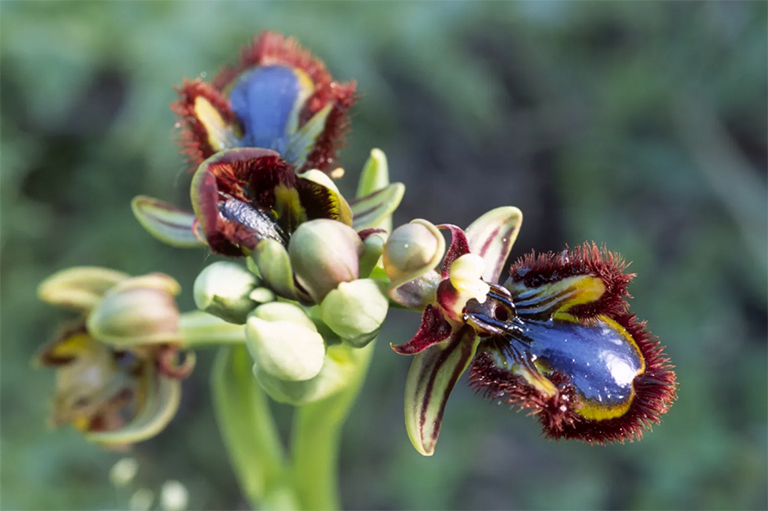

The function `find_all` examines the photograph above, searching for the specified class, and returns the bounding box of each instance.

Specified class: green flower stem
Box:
[290,342,375,511]
[212,346,299,510]
[179,311,247,346]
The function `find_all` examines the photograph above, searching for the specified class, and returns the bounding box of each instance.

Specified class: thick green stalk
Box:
[180,311,247,346]
[212,345,298,510]
[290,342,375,511]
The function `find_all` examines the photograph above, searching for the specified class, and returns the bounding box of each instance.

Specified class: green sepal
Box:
[356,148,390,198]
[38,266,130,312]
[283,104,333,170]
[350,183,405,231]
[131,195,206,248]
[404,326,479,456]
[465,206,523,283]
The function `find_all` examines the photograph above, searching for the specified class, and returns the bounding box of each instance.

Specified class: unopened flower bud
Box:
[288,219,363,303]
[319,279,389,348]
[87,274,181,347]
[194,262,262,324]
[246,303,325,381]
[383,220,444,284]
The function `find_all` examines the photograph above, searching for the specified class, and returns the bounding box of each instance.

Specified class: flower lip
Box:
[173,31,357,173]
[191,148,352,256]
[467,244,677,444]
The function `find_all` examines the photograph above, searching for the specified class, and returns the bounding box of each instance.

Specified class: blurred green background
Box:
[2,1,766,510]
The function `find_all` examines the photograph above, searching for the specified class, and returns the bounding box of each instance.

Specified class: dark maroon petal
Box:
[391,305,452,355]
[437,224,471,279]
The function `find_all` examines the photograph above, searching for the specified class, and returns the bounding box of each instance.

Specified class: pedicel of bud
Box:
[383,219,445,310]
[87,274,181,347]
[288,219,363,303]
[319,279,389,348]
[193,261,263,324]
[246,302,325,382]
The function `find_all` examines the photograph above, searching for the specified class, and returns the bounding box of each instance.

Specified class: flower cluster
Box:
[36,31,676,460]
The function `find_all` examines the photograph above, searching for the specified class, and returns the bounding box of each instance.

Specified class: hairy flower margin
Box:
[383,212,677,455]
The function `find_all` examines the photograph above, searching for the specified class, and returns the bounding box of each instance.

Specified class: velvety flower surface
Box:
[384,210,676,455]
[36,268,194,446]
[190,147,352,256]
[173,31,356,174]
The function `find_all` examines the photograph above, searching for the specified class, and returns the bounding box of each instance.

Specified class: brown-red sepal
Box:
[391,305,453,355]
[172,79,236,171]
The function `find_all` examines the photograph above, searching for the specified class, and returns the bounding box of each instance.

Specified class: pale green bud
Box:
[246,303,325,382]
[319,279,389,348]
[87,274,181,347]
[288,219,363,303]
[252,239,300,301]
[193,262,261,324]
[383,220,444,283]
[359,232,387,278]
[254,344,359,405]
[383,220,445,309]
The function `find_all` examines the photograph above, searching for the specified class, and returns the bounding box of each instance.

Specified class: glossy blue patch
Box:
[493,318,643,408]
[228,65,305,154]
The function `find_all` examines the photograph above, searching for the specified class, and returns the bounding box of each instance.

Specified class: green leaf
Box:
[403,326,479,456]
[131,195,206,248]
[350,183,405,231]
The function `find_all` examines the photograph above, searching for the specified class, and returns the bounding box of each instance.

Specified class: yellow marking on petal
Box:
[285,68,315,136]
[49,333,99,359]
[73,416,91,431]
[193,97,240,151]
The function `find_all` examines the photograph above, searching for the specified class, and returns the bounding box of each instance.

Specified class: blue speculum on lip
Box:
[468,275,647,421]
[486,316,645,420]
[228,65,313,154]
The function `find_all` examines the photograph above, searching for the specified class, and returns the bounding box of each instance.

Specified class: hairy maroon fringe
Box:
[35,321,89,366]
[212,31,358,173]
[300,83,357,172]
[469,312,677,444]
[171,79,235,171]
[509,242,635,321]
